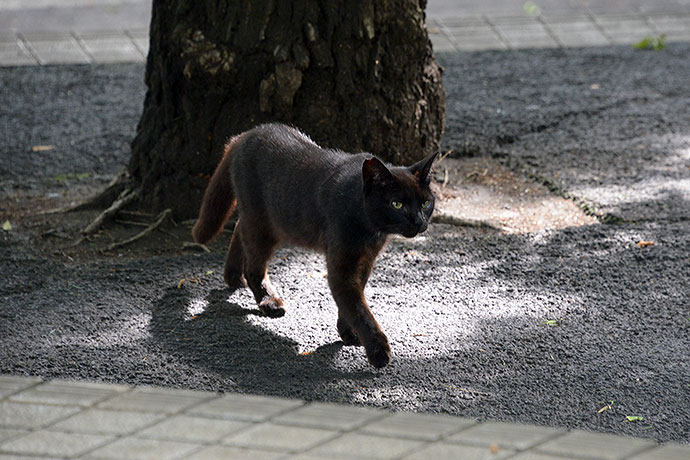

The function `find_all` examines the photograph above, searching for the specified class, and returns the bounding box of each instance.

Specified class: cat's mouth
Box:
[402,222,428,238]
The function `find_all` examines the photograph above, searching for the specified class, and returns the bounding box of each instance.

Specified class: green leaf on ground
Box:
[2,220,11,231]
[634,35,666,51]
[205,270,214,275]
[626,415,644,422]
[523,1,541,16]
[541,319,558,326]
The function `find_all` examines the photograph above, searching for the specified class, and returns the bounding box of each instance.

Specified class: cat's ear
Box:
[408,151,439,186]
[362,157,395,194]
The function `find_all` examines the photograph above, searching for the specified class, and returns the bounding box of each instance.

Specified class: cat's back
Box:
[230,123,349,248]
[232,123,338,174]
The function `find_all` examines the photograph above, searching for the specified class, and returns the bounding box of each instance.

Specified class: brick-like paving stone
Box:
[0,430,113,458]
[536,429,657,460]
[137,414,249,443]
[223,422,338,453]
[1,375,689,459]
[97,386,211,414]
[359,411,475,441]
[50,408,165,435]
[189,393,304,422]
[271,401,382,430]
[9,379,128,407]
[83,436,201,460]
[447,421,566,450]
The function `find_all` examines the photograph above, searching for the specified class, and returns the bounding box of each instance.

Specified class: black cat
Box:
[193,123,437,367]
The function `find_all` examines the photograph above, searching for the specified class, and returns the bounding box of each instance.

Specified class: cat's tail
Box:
[192,136,241,244]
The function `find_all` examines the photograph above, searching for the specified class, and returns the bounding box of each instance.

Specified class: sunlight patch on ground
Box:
[434,157,597,233]
[185,298,208,320]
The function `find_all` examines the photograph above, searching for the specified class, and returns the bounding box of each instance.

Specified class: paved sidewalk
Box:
[1,1,690,66]
[1,375,689,460]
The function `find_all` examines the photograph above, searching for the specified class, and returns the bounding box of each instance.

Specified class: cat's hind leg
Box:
[239,221,286,318]
[224,219,246,292]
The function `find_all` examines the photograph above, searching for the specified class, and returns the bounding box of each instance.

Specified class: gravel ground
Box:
[1,44,689,443]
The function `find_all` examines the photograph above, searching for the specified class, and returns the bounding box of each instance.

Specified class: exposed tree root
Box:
[82,187,139,235]
[39,171,132,215]
[182,242,210,252]
[106,208,172,251]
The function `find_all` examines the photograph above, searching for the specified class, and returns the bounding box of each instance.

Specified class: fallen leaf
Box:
[177,278,186,289]
[32,145,55,152]
[205,270,214,275]
[636,241,655,248]
[489,444,500,454]
[626,415,644,422]
[541,319,558,326]
[598,404,612,414]
[590,83,601,90]
[2,220,11,231]
[299,351,314,356]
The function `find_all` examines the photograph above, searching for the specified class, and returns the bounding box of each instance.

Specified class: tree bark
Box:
[129,0,445,218]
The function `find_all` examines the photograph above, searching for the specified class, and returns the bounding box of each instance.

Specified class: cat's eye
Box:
[422,200,431,209]
[391,201,403,209]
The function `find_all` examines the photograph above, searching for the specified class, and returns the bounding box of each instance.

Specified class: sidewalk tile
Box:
[189,393,303,422]
[492,22,559,48]
[308,432,424,459]
[185,445,284,460]
[223,422,338,453]
[401,442,514,460]
[77,31,144,63]
[437,16,487,27]
[594,16,656,45]
[97,386,211,414]
[0,41,37,66]
[546,18,611,47]
[0,401,79,429]
[84,437,201,460]
[359,411,475,441]
[648,15,690,42]
[0,429,112,458]
[536,430,656,460]
[429,33,457,53]
[50,408,164,435]
[628,443,690,460]
[9,379,128,407]
[443,24,506,51]
[282,454,336,460]
[21,32,90,64]
[0,376,41,399]
[272,402,382,431]
[0,429,27,443]
[447,421,565,450]
[138,414,249,442]
[509,453,574,460]
[126,29,149,57]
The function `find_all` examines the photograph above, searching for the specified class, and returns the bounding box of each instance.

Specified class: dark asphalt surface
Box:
[1,44,689,443]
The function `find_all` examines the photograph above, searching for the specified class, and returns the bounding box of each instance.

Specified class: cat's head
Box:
[362,152,438,238]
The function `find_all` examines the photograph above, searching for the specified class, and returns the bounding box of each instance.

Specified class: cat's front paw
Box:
[258,297,286,318]
[365,336,391,368]
[337,318,361,346]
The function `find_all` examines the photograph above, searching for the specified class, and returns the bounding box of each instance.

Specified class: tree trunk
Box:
[129,0,445,218]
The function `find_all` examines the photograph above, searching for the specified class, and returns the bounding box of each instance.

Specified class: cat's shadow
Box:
[149,287,374,392]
